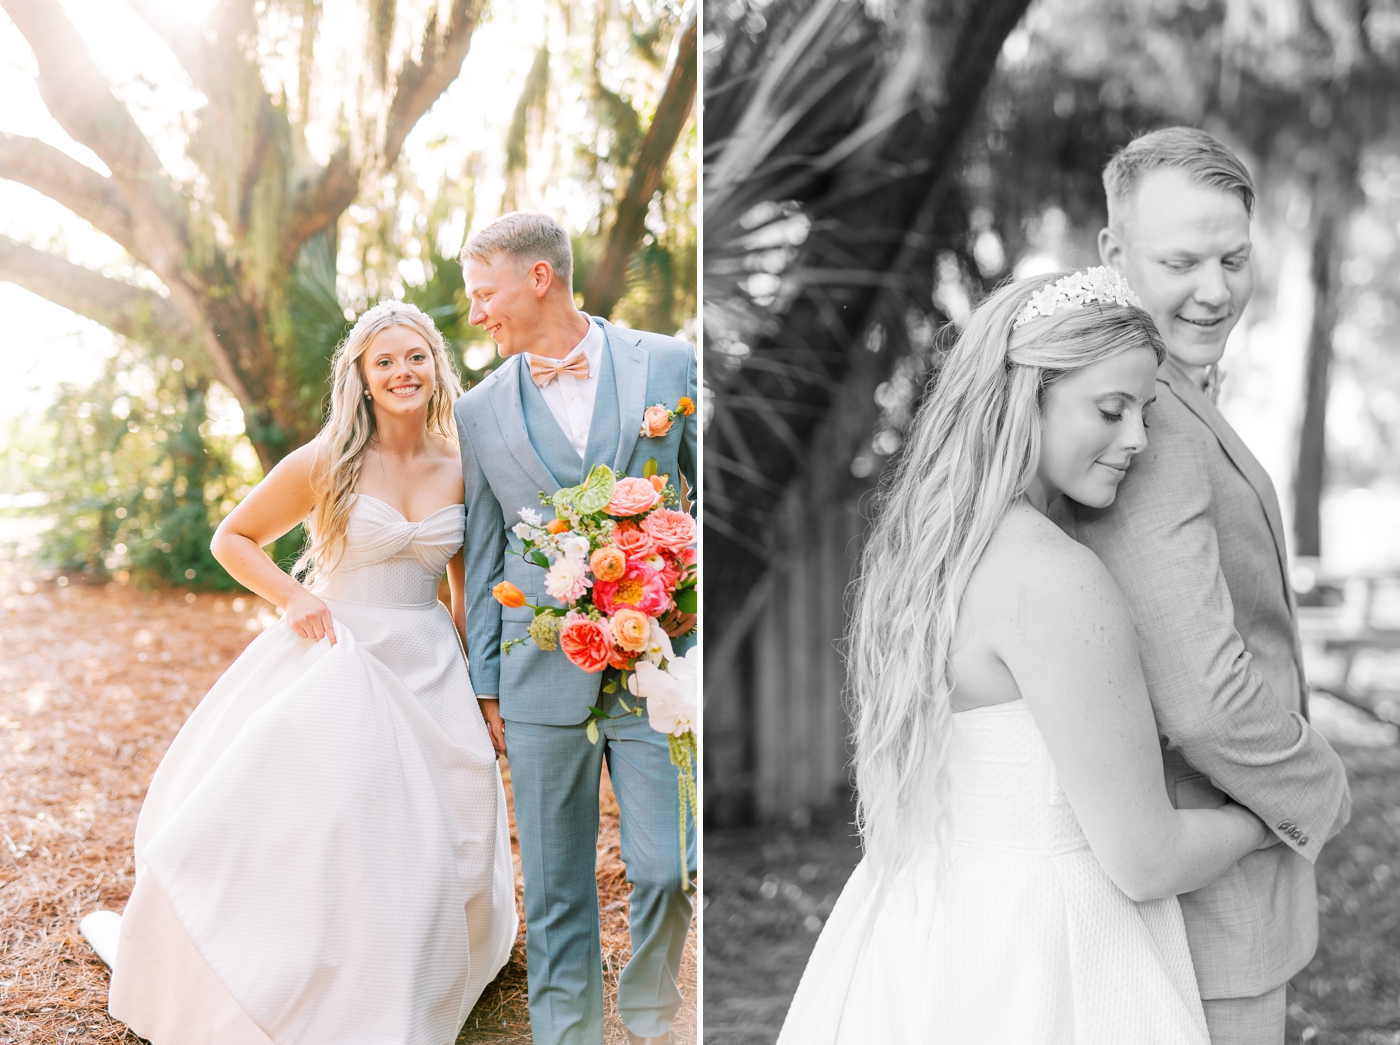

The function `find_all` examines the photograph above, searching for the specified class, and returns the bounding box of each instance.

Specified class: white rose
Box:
[560,534,591,561]
[629,647,697,736]
[544,556,592,604]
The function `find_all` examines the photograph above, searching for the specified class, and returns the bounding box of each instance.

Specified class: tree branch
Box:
[382,0,486,167]
[1,0,190,275]
[282,0,485,264]
[583,3,697,318]
[0,133,136,252]
[126,0,280,239]
[283,145,359,268]
[0,235,201,362]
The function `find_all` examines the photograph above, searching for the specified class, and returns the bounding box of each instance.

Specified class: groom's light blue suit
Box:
[455,316,696,1044]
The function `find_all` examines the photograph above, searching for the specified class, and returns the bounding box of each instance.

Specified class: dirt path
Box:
[0,555,694,1043]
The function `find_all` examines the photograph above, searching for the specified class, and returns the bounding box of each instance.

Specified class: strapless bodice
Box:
[950,700,1089,855]
[309,495,464,608]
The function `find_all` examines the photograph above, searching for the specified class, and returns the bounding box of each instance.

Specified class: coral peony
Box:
[611,607,651,652]
[611,523,659,560]
[559,614,612,673]
[640,508,696,555]
[593,560,671,616]
[590,546,627,583]
[640,405,673,438]
[492,581,526,608]
[606,476,662,517]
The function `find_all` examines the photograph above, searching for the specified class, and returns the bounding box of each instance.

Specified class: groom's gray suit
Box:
[1073,357,1351,1037]
[455,316,696,1044]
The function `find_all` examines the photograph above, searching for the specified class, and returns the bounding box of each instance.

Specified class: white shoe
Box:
[80,910,121,969]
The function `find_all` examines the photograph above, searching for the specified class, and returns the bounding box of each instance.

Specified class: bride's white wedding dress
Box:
[104,494,517,1045]
[778,699,1209,1045]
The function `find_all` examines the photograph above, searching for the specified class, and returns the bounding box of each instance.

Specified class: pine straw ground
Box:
[0,553,695,1044]
[703,735,1400,1045]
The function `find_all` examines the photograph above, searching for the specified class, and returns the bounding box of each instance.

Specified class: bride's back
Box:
[949,503,1097,713]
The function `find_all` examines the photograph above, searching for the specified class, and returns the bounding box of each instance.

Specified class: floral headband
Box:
[1012,267,1143,329]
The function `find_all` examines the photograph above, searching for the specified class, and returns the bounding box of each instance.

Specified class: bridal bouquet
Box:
[493,462,697,886]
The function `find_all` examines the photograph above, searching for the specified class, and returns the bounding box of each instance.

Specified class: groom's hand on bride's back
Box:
[478,697,507,758]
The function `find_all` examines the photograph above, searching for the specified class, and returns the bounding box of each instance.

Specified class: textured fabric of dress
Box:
[777,700,1210,1045]
[107,495,517,1045]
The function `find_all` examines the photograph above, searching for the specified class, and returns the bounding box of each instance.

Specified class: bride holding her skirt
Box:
[90,300,517,1045]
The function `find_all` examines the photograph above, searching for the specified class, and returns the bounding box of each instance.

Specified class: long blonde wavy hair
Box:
[297,300,463,580]
[847,272,1165,881]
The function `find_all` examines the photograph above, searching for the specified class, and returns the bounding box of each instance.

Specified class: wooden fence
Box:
[704,498,867,826]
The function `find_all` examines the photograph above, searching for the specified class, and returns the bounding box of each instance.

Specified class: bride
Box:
[778,270,1276,1044]
[93,300,517,1044]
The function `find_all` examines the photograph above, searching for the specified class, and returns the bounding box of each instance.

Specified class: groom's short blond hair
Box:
[461,212,574,288]
[1103,127,1255,232]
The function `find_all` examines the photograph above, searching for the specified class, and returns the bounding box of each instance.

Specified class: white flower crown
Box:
[1012,267,1143,329]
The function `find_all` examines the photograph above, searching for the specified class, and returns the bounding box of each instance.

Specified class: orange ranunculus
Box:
[676,396,695,416]
[492,581,527,608]
[611,607,651,652]
[590,546,627,583]
[546,518,571,535]
[607,646,635,672]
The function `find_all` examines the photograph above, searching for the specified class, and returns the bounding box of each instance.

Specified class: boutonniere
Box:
[639,396,696,439]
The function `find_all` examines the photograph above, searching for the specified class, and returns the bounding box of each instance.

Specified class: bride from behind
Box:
[778,270,1275,1044]
[100,300,517,1045]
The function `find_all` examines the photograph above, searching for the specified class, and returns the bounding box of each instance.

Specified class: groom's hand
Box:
[478,697,507,758]
[659,607,696,638]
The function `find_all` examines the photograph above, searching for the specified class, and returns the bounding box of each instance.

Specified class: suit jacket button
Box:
[1299,835,1309,845]
[1278,821,1293,831]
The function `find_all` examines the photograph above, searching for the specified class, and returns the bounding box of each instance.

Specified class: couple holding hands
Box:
[90,212,697,1045]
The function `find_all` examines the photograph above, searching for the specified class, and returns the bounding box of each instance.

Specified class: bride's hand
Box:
[285,589,337,646]
[478,698,507,758]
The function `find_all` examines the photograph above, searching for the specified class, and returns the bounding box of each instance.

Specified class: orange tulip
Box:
[546,518,571,535]
[648,473,668,493]
[492,581,527,608]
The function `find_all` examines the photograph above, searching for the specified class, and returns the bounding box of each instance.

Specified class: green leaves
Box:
[587,720,600,744]
[674,587,697,614]
[643,456,659,478]
[526,549,550,569]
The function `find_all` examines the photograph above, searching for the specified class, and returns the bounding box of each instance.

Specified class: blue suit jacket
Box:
[455,317,697,726]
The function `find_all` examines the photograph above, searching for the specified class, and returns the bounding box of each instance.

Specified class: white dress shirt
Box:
[525,317,604,459]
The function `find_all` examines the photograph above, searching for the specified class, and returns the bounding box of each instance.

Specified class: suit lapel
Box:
[602,319,650,474]
[487,355,560,496]
[1160,358,1293,592]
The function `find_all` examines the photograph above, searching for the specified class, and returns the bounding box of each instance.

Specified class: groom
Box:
[1075,127,1351,1044]
[453,212,697,1045]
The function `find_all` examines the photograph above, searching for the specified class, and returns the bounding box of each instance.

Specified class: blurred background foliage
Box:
[704,0,1400,641]
[0,0,696,589]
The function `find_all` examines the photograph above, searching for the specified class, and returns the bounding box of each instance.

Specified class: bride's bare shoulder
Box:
[970,503,1123,617]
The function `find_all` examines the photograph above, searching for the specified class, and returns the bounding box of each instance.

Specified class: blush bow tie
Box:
[529,354,591,387]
